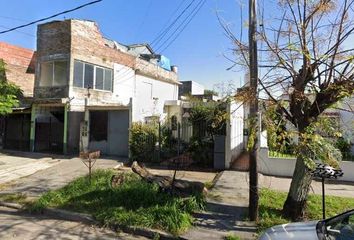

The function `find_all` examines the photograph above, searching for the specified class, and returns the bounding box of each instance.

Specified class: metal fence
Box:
[130,118,213,168]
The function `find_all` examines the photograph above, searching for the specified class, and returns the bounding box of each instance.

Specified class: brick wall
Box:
[71,20,135,69]
[37,20,71,57]
[0,42,36,97]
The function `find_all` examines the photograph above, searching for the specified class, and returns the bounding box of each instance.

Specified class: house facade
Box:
[0,42,36,151]
[1,19,180,157]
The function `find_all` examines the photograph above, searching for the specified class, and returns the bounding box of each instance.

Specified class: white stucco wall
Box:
[259,148,354,182]
[191,81,205,95]
[133,74,179,122]
[68,62,179,123]
[228,101,244,167]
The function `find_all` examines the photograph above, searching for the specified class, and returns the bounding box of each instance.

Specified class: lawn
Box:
[29,169,204,235]
[259,188,354,233]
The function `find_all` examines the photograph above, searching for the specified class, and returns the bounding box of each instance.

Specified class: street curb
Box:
[44,208,187,239]
[111,224,188,240]
[0,201,188,240]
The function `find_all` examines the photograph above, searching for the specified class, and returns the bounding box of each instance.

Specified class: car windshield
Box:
[323,210,354,240]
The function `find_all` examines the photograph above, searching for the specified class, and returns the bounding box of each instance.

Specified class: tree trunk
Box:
[282,154,312,220]
[130,161,206,196]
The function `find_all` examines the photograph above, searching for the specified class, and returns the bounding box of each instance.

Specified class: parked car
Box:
[259,209,354,240]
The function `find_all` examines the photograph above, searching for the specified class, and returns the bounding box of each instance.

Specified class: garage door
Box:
[108,110,129,157]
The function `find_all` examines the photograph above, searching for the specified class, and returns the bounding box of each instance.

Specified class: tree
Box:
[0,59,22,115]
[204,89,219,96]
[220,0,354,220]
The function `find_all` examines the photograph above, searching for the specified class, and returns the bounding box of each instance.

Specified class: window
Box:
[95,67,104,90]
[73,60,113,91]
[104,69,112,91]
[84,64,94,88]
[40,62,53,86]
[74,61,83,87]
[40,61,68,87]
[53,61,67,86]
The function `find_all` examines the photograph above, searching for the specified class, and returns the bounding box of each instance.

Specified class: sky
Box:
[0,0,248,92]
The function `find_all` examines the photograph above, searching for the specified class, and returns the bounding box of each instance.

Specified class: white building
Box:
[27,19,180,156]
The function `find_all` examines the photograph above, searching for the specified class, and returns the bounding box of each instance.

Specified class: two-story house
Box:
[1,19,180,157]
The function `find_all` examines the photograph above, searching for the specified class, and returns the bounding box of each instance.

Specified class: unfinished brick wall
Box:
[70,20,178,83]
[37,20,71,57]
[71,20,135,69]
[0,42,36,97]
[136,58,178,83]
[35,20,71,99]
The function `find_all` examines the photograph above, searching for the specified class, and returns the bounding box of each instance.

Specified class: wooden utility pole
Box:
[248,0,259,221]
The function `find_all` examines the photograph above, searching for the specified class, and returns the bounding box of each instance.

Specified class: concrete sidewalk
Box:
[260,174,354,198]
[0,151,126,198]
[182,171,257,240]
[0,152,60,185]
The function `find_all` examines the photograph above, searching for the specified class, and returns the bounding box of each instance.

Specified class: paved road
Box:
[0,206,147,240]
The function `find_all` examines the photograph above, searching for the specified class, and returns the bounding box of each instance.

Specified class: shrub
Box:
[335,137,353,161]
[129,122,158,162]
[188,136,213,167]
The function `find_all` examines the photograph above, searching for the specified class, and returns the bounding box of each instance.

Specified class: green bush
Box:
[335,137,353,160]
[129,122,158,162]
[189,136,213,167]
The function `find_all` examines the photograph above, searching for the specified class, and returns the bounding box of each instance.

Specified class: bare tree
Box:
[220,0,354,220]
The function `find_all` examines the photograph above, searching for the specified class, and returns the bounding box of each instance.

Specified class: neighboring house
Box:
[1,19,180,157]
[324,97,354,154]
[178,80,205,98]
[0,42,36,151]
[167,80,244,169]
[269,92,354,155]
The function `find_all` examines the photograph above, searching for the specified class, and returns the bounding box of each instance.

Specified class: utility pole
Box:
[248,0,259,221]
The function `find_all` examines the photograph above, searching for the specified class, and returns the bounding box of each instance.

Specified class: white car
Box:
[259,209,354,240]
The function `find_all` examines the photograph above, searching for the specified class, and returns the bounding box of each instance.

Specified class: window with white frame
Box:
[73,60,113,91]
[39,61,68,87]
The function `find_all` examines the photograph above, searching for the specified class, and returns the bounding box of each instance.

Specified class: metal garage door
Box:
[89,110,129,157]
[108,110,129,157]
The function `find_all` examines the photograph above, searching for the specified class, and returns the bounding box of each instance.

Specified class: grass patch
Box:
[225,234,241,240]
[259,188,354,233]
[29,169,204,235]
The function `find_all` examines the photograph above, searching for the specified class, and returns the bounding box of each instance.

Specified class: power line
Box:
[105,0,203,79]
[133,0,153,40]
[0,0,103,35]
[113,0,205,81]
[149,0,188,45]
[150,0,196,47]
[156,0,206,53]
